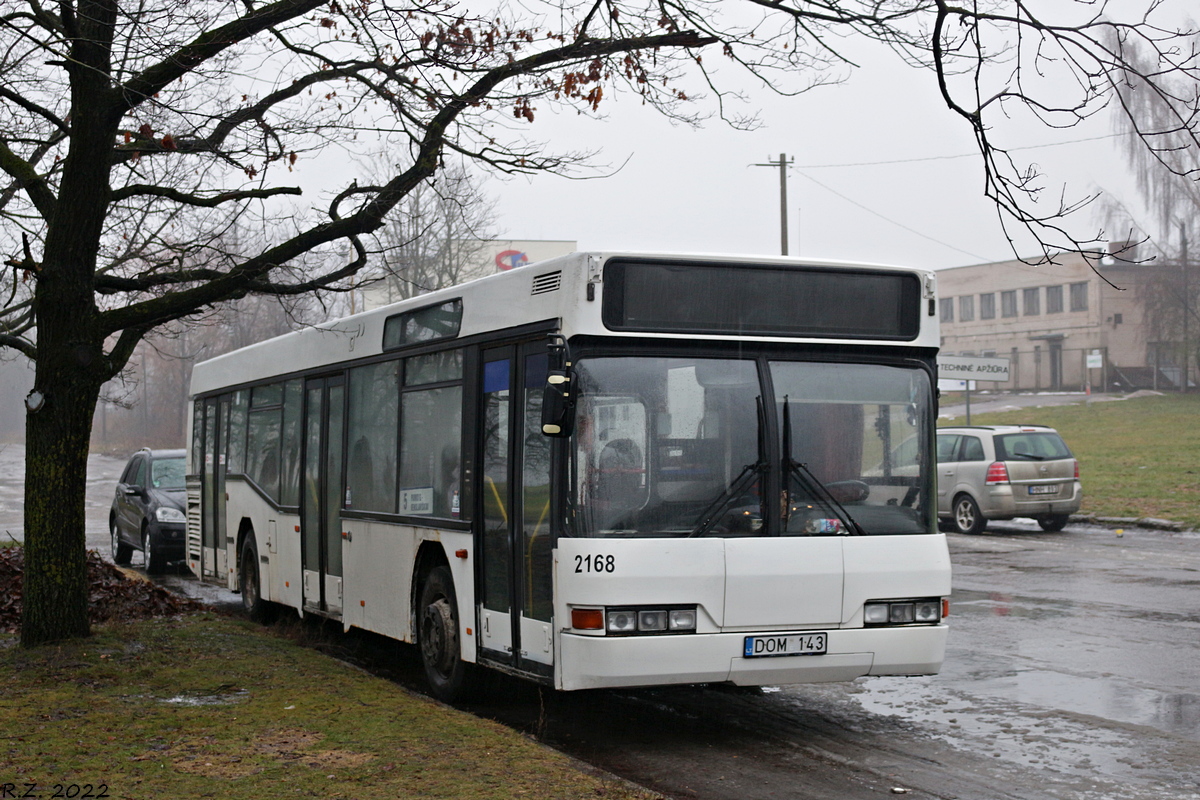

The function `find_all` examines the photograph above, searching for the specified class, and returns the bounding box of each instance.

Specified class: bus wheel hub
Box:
[421,599,457,674]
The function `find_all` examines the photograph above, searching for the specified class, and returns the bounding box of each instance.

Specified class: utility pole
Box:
[1182,222,1190,393]
[754,153,793,255]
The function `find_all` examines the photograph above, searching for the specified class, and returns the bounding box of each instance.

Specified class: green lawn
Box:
[939,393,1200,529]
[0,614,656,800]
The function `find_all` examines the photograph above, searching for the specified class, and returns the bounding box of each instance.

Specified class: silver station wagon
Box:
[936,425,1082,534]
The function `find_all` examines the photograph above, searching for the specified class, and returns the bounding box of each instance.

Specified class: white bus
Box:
[186,252,950,700]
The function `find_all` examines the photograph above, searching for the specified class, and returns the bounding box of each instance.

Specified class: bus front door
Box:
[301,375,346,618]
[478,345,554,677]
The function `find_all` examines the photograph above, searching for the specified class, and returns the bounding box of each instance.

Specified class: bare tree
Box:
[366,161,500,303]
[97,291,319,448]
[1105,32,1200,387]
[1,0,1198,646]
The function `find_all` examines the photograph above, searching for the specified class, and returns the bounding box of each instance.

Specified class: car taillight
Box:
[985,462,1010,484]
[1074,460,1080,480]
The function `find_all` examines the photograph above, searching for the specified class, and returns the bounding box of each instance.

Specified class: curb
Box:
[1071,514,1190,533]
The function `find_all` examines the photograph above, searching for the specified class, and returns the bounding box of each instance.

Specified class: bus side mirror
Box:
[542,333,576,437]
[541,369,576,437]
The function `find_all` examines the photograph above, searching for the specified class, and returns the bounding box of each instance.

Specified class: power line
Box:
[794,132,1125,170]
[795,170,991,263]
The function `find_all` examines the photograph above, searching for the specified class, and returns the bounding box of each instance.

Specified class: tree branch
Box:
[108,184,302,205]
[111,0,327,120]
[0,139,57,218]
[96,27,716,337]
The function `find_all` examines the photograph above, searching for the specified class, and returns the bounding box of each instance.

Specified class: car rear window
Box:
[995,432,1072,461]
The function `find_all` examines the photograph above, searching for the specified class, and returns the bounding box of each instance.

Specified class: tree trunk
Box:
[18,0,123,646]
[21,365,102,645]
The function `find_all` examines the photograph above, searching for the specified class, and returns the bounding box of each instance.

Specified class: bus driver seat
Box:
[596,438,644,506]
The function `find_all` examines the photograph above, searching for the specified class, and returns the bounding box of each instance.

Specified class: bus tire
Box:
[418,566,471,703]
[952,493,986,535]
[240,536,276,624]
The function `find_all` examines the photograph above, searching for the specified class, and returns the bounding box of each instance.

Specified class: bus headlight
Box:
[864,603,890,624]
[864,598,943,627]
[669,608,696,631]
[595,605,698,635]
[914,600,941,622]
[607,610,638,633]
[637,610,668,632]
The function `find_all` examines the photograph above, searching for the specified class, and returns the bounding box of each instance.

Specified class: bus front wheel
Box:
[418,566,470,703]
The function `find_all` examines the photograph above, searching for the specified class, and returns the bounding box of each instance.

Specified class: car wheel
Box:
[418,566,474,703]
[1037,514,1070,532]
[239,535,277,624]
[952,494,987,535]
[110,517,133,566]
[143,525,168,574]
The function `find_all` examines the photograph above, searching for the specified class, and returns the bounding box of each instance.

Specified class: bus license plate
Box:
[744,632,828,658]
[1028,485,1060,495]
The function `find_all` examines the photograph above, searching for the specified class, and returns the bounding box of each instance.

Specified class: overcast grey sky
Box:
[482,39,1140,271]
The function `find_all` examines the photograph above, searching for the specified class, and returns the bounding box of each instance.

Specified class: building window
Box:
[940,298,954,323]
[1001,290,1018,318]
[1023,287,1040,315]
[959,295,975,322]
[980,293,996,320]
[1046,285,1063,313]
[1070,281,1089,311]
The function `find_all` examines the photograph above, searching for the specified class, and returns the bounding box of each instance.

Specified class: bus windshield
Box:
[571,355,932,537]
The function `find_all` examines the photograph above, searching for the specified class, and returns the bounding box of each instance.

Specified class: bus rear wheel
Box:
[418,566,470,703]
[240,536,276,624]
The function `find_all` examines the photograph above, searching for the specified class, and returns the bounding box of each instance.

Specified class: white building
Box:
[937,250,1192,392]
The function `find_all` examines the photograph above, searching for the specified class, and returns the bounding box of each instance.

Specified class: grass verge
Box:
[940,392,1200,529]
[0,613,656,800]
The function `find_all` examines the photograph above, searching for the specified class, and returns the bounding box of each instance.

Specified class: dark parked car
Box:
[110,448,187,573]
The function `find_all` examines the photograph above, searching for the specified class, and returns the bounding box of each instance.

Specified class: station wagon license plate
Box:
[744,632,828,658]
[1028,485,1060,495]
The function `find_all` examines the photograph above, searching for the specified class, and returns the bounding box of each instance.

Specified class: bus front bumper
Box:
[557,625,948,692]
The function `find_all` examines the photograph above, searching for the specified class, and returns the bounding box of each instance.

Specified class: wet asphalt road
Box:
[3,440,1198,799]
[456,522,1200,800]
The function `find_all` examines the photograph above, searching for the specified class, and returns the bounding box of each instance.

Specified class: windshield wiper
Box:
[689,396,767,537]
[781,397,865,536]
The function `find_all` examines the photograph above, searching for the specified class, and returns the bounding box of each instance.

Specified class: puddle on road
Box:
[964,669,1200,740]
[851,671,1199,792]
